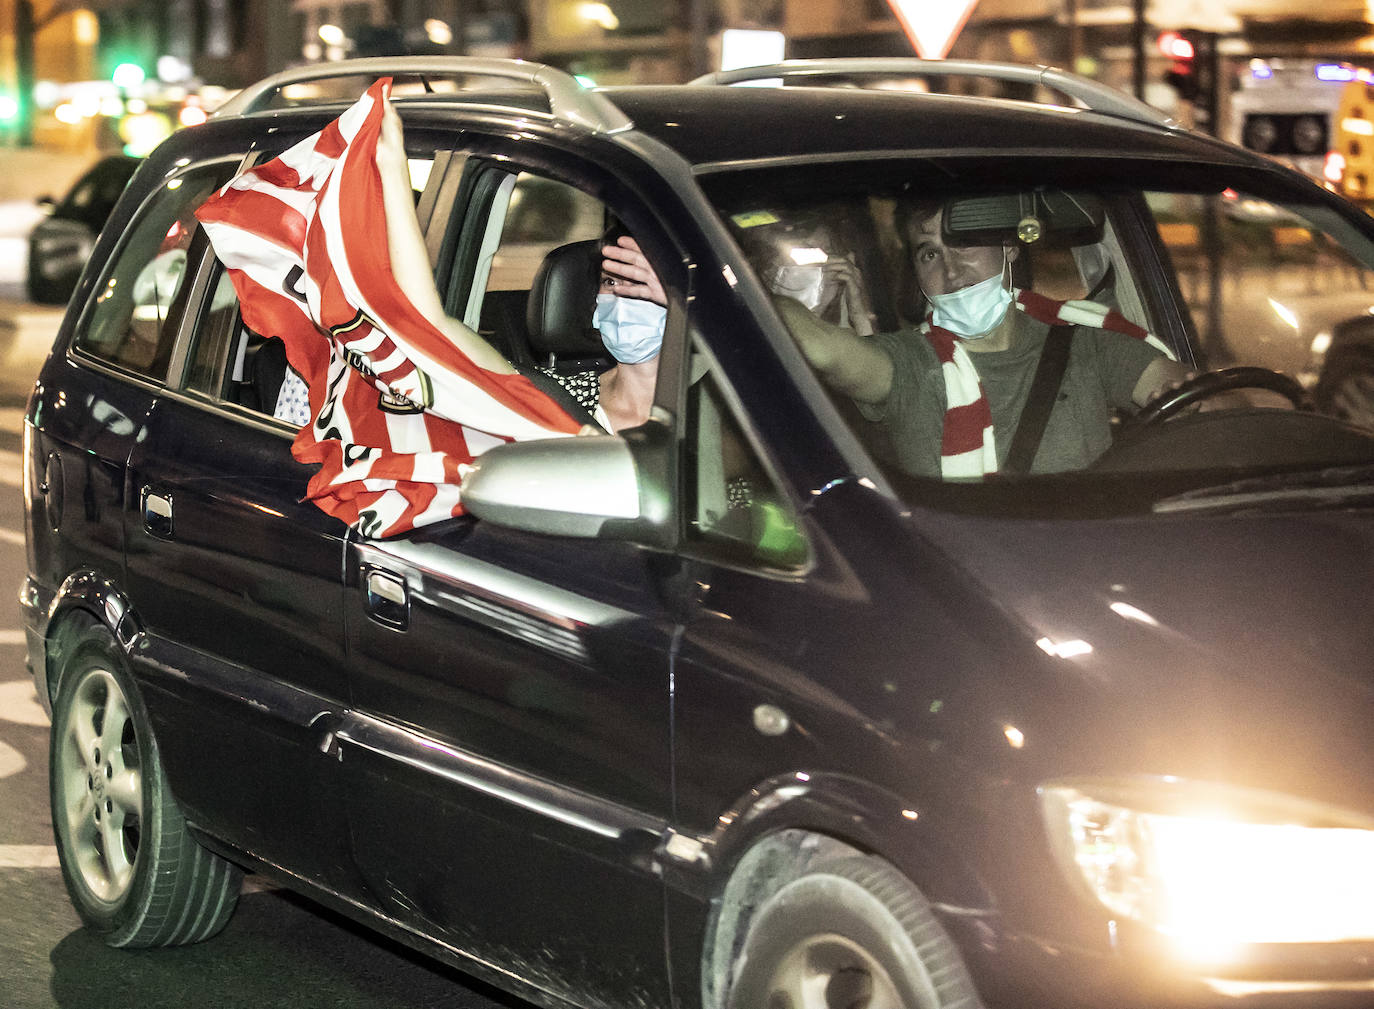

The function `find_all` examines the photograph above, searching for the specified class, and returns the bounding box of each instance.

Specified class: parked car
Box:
[26,153,140,304]
[21,56,1374,1009]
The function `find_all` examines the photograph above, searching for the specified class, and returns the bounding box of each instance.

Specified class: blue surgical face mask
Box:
[925,257,1013,339]
[593,293,667,364]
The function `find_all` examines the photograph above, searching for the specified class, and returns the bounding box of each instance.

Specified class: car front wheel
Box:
[726,852,985,1009]
[49,626,242,947]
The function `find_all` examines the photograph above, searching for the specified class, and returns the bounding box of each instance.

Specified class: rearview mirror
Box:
[943,190,1104,247]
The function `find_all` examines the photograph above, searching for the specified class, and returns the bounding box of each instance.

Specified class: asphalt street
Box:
[0,338,528,1008]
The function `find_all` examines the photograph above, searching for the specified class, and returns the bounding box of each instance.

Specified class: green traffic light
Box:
[0,96,18,121]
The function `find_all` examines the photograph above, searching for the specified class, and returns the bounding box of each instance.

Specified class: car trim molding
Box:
[334,710,665,843]
[132,630,339,730]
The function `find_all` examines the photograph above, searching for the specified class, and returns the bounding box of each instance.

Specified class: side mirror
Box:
[459,432,667,539]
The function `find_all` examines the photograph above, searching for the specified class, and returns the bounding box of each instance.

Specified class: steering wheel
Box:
[1131,366,1309,426]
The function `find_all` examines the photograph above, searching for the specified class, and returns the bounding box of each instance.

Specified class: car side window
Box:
[181,271,306,423]
[484,173,605,294]
[74,162,236,383]
[460,167,611,373]
[686,353,808,568]
[182,151,444,426]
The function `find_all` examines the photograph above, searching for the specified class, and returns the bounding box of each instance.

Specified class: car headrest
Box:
[526,239,606,363]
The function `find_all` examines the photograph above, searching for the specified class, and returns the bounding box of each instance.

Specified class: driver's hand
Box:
[1132,357,1195,408]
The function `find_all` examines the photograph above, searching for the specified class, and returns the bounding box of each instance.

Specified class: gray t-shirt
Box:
[863,309,1162,477]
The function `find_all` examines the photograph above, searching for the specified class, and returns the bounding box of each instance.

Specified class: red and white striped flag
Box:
[195,78,580,538]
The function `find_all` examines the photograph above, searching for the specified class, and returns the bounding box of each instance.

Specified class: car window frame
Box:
[428,135,698,541]
[65,154,246,395]
[155,140,457,433]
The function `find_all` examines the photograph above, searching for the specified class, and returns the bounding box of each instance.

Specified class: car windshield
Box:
[702,157,1374,516]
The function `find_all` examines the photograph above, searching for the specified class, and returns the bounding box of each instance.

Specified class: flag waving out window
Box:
[196,78,581,539]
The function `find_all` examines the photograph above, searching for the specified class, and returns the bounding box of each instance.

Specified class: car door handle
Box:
[141,488,173,538]
[364,568,409,630]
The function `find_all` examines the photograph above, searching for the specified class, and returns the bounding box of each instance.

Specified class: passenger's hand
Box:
[825,257,876,337]
[376,93,408,179]
[601,236,666,306]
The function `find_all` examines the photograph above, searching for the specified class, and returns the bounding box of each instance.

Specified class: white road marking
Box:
[0,629,26,645]
[0,448,22,487]
[0,845,60,869]
[0,679,47,726]
[0,527,22,546]
[0,738,25,779]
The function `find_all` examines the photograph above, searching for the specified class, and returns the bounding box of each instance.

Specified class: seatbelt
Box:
[1003,324,1073,474]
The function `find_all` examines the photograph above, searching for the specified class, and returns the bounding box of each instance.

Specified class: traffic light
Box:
[1159,30,1200,101]
[1158,28,1218,132]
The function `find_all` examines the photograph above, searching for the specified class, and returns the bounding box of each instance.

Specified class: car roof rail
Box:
[213,56,633,134]
[690,58,1178,129]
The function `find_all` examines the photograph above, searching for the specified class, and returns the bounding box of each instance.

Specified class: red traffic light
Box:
[1157,31,1195,61]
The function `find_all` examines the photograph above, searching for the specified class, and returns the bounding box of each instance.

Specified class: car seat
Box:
[525,239,612,375]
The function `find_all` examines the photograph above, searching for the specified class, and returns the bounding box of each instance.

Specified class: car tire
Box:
[725,853,985,1009]
[49,626,242,947]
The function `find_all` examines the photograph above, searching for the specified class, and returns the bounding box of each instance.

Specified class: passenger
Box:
[748,213,877,337]
[375,96,669,436]
[776,199,1192,478]
[573,230,668,434]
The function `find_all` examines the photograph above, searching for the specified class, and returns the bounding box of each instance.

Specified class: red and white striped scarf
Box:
[196,79,580,538]
[922,289,1168,478]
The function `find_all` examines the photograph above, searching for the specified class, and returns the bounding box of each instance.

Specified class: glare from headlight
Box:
[1041,779,1374,960]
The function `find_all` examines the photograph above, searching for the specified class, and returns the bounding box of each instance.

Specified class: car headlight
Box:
[1040,777,1374,960]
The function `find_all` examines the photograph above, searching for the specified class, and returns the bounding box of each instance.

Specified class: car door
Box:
[336,152,679,1007]
[114,159,357,889]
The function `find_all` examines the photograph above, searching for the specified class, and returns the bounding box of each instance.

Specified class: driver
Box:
[777,199,1191,478]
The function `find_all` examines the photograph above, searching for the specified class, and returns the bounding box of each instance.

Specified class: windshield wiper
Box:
[1153,464,1374,515]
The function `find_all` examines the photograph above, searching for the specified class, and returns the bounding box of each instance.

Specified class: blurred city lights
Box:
[112,63,147,89]
[318,24,346,46]
[72,10,98,45]
[720,29,785,73]
[425,19,453,46]
[0,96,17,121]
[120,110,173,156]
[578,2,619,31]
[157,55,194,83]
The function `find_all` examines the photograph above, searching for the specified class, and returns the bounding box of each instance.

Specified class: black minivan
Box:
[21,57,1374,1009]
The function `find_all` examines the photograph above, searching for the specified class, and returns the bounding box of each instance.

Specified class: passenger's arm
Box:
[376,97,516,375]
[774,296,893,405]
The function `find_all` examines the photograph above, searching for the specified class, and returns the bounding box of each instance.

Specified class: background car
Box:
[21,57,1374,1009]
[26,153,140,304]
